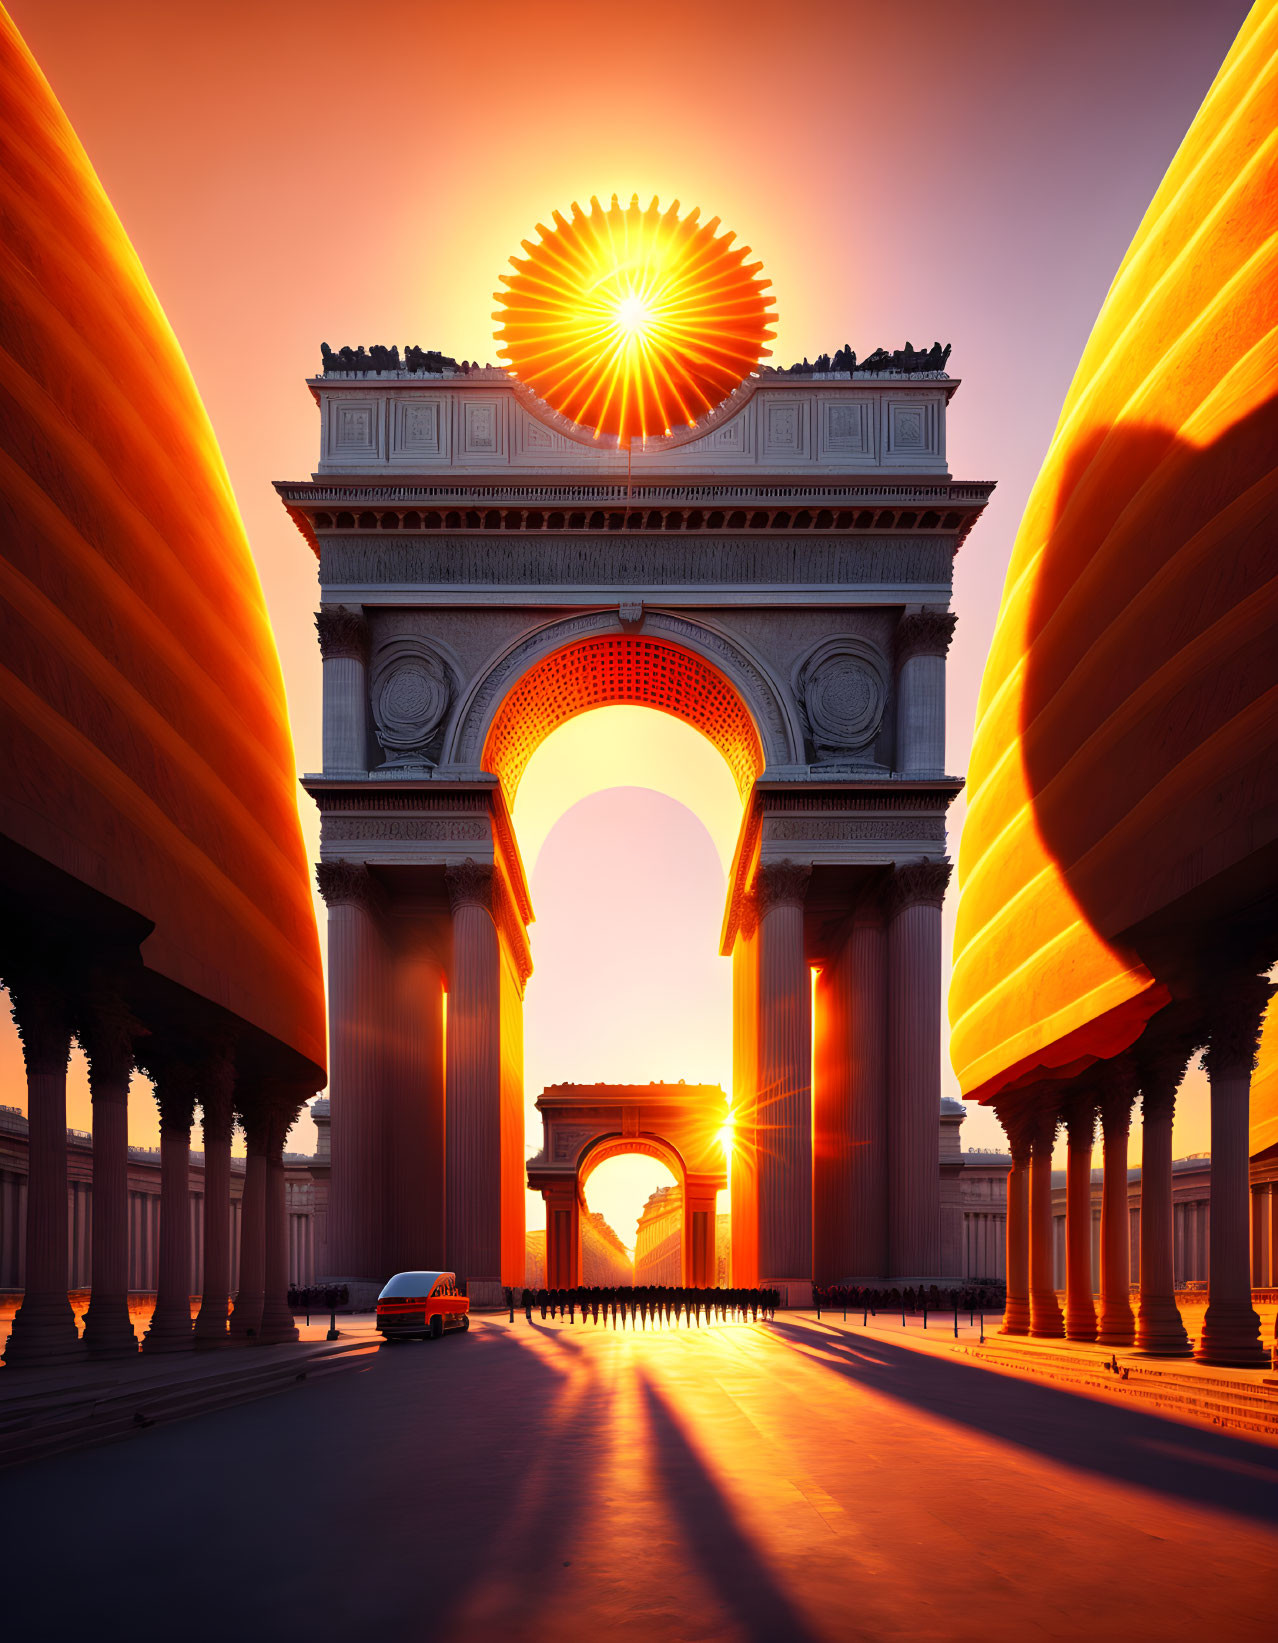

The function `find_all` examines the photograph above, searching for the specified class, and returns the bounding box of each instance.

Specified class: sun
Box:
[493,194,776,443]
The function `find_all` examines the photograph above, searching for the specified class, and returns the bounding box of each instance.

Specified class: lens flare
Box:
[493,194,776,442]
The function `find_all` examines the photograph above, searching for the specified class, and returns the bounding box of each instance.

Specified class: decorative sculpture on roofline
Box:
[777,341,951,376]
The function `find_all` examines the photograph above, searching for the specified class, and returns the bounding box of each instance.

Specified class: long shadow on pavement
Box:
[769,1318,1278,1526]
[639,1372,827,1643]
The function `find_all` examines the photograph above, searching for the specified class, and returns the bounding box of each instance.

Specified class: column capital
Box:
[138,1045,198,1134]
[196,1038,239,1141]
[3,962,73,1077]
[315,859,385,915]
[1203,973,1274,1078]
[895,610,957,666]
[75,980,142,1092]
[887,857,951,917]
[1098,1060,1137,1137]
[1029,1103,1059,1154]
[446,857,495,913]
[738,888,759,941]
[994,1102,1033,1165]
[1062,1091,1097,1145]
[314,603,369,664]
[754,859,810,916]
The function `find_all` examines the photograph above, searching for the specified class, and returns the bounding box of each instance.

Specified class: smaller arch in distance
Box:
[578,1133,688,1190]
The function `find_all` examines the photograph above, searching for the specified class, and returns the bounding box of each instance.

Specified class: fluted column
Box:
[1029,1104,1064,1337]
[1097,1070,1136,1347]
[755,861,812,1305]
[1000,1112,1030,1335]
[894,611,956,777]
[316,605,370,774]
[1197,977,1270,1367]
[887,860,949,1279]
[730,898,759,1287]
[543,1183,580,1287]
[445,860,503,1304]
[259,1096,305,1344]
[1269,1182,1278,1298]
[2,966,80,1365]
[844,896,888,1279]
[194,1044,236,1347]
[1063,1095,1098,1342]
[141,1054,197,1353]
[385,937,447,1275]
[316,860,386,1282]
[230,1100,268,1340]
[79,984,139,1357]
[1135,1049,1192,1355]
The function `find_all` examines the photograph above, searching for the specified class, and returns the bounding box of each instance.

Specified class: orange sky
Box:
[1,0,1244,1241]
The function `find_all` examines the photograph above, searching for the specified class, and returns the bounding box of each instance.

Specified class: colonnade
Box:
[2,954,312,1367]
[996,979,1273,1366]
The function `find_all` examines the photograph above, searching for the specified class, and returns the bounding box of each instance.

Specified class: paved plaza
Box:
[3,1316,1276,1642]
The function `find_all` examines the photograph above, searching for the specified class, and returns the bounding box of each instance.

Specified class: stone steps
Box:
[0,1340,375,1469]
[960,1339,1278,1439]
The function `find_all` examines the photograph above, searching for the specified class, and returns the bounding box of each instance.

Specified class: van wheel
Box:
[431,1316,443,1340]
[460,1316,470,1332]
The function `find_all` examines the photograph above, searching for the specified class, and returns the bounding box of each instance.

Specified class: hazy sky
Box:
[2,0,1248,1241]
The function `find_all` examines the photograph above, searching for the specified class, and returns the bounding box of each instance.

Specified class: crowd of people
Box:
[287,1283,349,1314]
[509,1286,780,1327]
[813,1282,1005,1318]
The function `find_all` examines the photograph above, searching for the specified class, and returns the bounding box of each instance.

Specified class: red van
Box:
[376,1271,470,1341]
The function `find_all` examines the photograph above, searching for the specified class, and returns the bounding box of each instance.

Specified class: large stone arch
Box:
[441,608,801,802]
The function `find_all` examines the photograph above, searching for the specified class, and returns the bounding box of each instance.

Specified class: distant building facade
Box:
[0,1105,319,1294]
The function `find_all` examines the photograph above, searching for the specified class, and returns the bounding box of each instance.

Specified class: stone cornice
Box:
[314,603,369,663]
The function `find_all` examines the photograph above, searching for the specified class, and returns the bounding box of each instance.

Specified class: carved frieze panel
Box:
[327,398,381,462]
[319,535,955,590]
[765,817,945,841]
[324,817,489,842]
[792,635,889,766]
[459,397,505,459]
[759,394,810,461]
[553,1124,600,1162]
[884,395,940,463]
[369,638,457,768]
[390,396,446,461]
[818,396,874,461]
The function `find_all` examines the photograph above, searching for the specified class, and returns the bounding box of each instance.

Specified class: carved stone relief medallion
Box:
[793,636,889,766]
[370,639,455,767]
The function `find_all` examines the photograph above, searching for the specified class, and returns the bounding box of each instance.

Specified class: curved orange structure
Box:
[950,4,1278,1105]
[493,194,775,442]
[0,13,324,1080]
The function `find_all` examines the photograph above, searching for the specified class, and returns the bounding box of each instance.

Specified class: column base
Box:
[193,1300,231,1348]
[83,1295,139,1358]
[1064,1303,1098,1342]
[3,1294,82,1367]
[1134,1296,1191,1356]
[1029,1292,1065,1338]
[1096,1302,1136,1347]
[142,1322,194,1353]
[1195,1300,1268,1367]
[761,1278,812,1309]
[1000,1297,1031,1336]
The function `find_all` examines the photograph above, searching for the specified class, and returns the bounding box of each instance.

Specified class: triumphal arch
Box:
[278,349,991,1306]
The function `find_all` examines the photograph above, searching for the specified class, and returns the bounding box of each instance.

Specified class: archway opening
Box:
[512,705,744,1266]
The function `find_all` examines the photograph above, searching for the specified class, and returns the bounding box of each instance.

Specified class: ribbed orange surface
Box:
[950,3,1278,1104]
[0,14,324,1076]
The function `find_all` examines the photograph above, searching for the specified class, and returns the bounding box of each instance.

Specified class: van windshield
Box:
[379,1272,446,1299]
